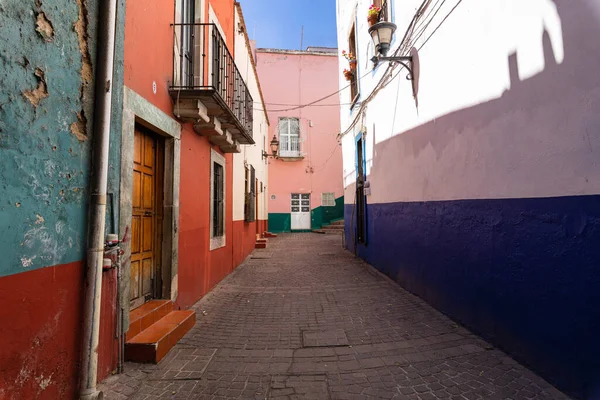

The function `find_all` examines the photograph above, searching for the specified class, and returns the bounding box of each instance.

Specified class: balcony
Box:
[169,23,254,151]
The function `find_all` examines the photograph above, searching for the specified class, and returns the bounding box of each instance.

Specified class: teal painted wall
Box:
[269,196,344,232]
[268,213,291,233]
[0,0,125,277]
[311,196,344,229]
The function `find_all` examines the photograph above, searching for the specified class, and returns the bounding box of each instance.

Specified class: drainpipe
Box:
[79,0,118,398]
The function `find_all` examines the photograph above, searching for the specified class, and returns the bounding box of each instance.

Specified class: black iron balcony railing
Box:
[170,23,253,142]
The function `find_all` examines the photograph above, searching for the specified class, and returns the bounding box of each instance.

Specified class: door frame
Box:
[290,193,311,231]
[129,125,165,310]
[120,87,181,325]
[355,133,367,244]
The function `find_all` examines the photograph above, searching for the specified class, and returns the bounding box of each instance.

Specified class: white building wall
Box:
[233,6,270,222]
[337,0,600,204]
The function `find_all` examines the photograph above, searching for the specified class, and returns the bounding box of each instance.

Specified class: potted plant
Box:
[342,50,357,70]
[343,68,353,81]
[367,4,381,26]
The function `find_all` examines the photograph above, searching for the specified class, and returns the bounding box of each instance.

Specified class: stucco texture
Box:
[0,0,97,276]
[339,0,600,398]
[256,50,344,217]
[0,0,126,396]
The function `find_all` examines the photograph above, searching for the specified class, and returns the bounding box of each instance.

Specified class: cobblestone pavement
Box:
[99,233,570,400]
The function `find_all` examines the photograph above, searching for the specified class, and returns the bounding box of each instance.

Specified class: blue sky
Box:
[238,0,338,50]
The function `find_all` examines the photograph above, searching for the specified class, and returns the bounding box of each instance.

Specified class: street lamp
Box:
[368,21,414,81]
[262,134,280,159]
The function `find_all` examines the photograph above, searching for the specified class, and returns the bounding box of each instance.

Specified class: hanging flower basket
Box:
[367,5,381,26]
[343,69,353,81]
[342,50,357,72]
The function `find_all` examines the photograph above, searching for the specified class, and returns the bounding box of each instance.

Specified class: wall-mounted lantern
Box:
[262,135,280,159]
[368,21,414,81]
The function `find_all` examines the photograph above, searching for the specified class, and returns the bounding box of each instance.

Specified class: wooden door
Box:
[131,126,163,308]
[255,178,259,234]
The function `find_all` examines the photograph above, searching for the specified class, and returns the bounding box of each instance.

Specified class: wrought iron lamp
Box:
[368,22,414,81]
[262,135,280,159]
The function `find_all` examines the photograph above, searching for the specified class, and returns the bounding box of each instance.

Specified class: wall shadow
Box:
[346,1,600,398]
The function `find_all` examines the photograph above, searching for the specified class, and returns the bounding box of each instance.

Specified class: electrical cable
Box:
[417,0,463,51]
[405,0,448,50]
[336,0,431,138]
[311,144,340,173]
[409,0,444,44]
[337,0,462,139]
[255,68,374,113]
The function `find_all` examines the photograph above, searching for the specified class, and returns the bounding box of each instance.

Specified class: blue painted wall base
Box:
[345,195,600,399]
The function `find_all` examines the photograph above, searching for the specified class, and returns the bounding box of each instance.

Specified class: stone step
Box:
[126,300,172,341]
[313,229,343,235]
[320,225,344,230]
[329,220,345,226]
[255,241,267,249]
[125,310,195,363]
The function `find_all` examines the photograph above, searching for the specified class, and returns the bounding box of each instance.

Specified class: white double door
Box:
[290,193,311,230]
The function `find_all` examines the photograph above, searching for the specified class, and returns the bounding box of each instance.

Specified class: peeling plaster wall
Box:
[0,0,126,396]
[0,0,125,274]
[0,0,98,276]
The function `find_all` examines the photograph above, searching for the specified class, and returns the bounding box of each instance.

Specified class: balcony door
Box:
[179,0,195,88]
[279,117,301,158]
[291,193,311,231]
[356,136,366,244]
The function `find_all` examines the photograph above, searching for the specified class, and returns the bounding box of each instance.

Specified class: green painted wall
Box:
[311,195,344,229]
[268,213,291,233]
[0,0,125,277]
[269,196,344,232]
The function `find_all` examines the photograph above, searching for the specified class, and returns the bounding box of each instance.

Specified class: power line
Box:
[338,0,462,139]
[418,0,462,51]
[255,68,374,113]
[311,143,341,173]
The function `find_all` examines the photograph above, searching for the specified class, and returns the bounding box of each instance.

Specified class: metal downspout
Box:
[79,0,118,398]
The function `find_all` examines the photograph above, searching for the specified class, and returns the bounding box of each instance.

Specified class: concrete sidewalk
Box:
[100,233,569,399]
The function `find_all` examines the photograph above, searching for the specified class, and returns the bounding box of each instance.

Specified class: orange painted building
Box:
[0,0,268,396]
[96,0,270,387]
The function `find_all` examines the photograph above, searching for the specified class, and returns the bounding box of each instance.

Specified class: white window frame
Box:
[278,117,301,158]
[321,192,336,207]
[210,149,226,250]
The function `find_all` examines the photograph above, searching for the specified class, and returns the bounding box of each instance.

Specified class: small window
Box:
[210,149,226,249]
[245,165,256,222]
[278,117,301,157]
[212,162,224,237]
[348,25,359,104]
[321,192,336,207]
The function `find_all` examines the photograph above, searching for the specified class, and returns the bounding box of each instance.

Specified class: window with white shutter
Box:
[278,117,301,157]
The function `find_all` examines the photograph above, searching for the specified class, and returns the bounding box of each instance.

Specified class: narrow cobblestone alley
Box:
[100,234,569,400]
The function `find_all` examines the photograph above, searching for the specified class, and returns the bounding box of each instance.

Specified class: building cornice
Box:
[234,2,270,126]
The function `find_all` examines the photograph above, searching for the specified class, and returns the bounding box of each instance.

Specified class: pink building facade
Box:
[256,48,343,232]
